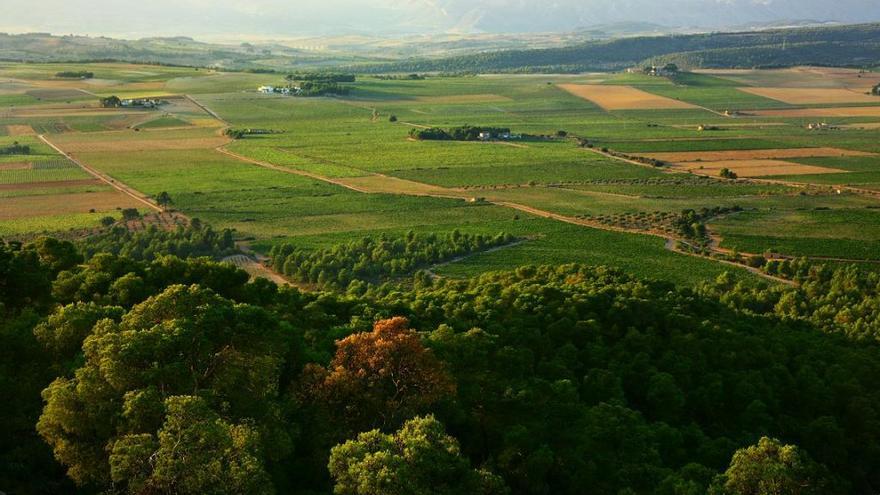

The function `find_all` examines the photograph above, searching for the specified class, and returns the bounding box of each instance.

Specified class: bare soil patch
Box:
[557,84,696,110]
[6,124,36,136]
[0,178,103,191]
[642,147,873,163]
[672,159,847,177]
[0,190,138,220]
[0,162,32,171]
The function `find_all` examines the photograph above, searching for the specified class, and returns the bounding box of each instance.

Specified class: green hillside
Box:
[354,23,880,73]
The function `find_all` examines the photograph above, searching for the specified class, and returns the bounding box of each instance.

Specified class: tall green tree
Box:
[711,437,838,495]
[329,415,507,495]
[37,284,291,491]
[110,395,274,495]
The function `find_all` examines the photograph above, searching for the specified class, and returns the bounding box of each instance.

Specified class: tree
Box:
[711,437,836,495]
[30,237,82,275]
[100,96,121,108]
[329,415,507,495]
[109,395,274,495]
[719,168,738,180]
[156,191,172,208]
[100,216,116,227]
[33,302,124,373]
[37,285,289,490]
[121,208,140,221]
[301,317,454,435]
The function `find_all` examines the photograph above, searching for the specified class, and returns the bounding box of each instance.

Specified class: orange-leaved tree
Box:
[302,317,455,436]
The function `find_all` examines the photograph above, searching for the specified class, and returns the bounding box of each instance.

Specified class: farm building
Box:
[120,98,160,108]
[258,85,300,96]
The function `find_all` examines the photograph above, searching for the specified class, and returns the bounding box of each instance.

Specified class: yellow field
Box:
[642,147,873,163]
[671,159,846,177]
[557,84,697,110]
[739,87,880,105]
[749,106,880,118]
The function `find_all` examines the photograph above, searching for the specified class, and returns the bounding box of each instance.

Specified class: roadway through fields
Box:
[215,144,799,285]
[38,134,162,213]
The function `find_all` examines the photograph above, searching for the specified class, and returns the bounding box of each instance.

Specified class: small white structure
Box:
[478,131,492,141]
[258,86,275,94]
[120,98,159,108]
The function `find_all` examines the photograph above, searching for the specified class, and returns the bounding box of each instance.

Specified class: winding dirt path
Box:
[215,147,372,193]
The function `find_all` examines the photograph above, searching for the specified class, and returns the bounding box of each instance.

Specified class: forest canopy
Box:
[1,228,880,494]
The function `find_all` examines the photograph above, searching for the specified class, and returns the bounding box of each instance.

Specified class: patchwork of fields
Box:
[2,62,880,285]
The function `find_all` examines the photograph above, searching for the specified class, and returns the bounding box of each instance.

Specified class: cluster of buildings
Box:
[478,131,522,141]
[627,64,680,77]
[258,85,301,96]
[120,98,161,108]
[806,122,838,131]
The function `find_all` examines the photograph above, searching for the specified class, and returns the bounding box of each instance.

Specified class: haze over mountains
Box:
[2,0,880,38]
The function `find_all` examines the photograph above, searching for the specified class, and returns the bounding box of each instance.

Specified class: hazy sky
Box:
[1,0,879,38]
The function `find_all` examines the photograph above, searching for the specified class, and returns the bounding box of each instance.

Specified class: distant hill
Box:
[352,23,880,73]
[2,23,879,74]
[0,32,361,70]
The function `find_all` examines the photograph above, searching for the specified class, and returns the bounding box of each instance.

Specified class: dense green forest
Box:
[2,225,880,494]
[356,23,880,73]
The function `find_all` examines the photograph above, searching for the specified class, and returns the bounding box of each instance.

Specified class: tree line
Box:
[409,125,512,141]
[0,141,31,155]
[2,227,880,494]
[269,230,517,289]
[54,71,93,79]
[78,222,236,262]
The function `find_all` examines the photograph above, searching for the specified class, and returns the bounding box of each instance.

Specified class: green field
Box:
[2,62,880,284]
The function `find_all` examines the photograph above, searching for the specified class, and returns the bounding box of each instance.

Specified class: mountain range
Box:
[2,0,880,37]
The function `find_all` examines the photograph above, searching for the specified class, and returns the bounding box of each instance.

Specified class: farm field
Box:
[0,135,142,236]
[2,62,880,284]
[557,83,697,110]
[710,208,880,260]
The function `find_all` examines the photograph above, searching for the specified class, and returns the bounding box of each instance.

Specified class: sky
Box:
[1,0,879,38]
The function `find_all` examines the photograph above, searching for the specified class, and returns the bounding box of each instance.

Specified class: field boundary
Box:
[37,134,162,212]
[184,94,228,125]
